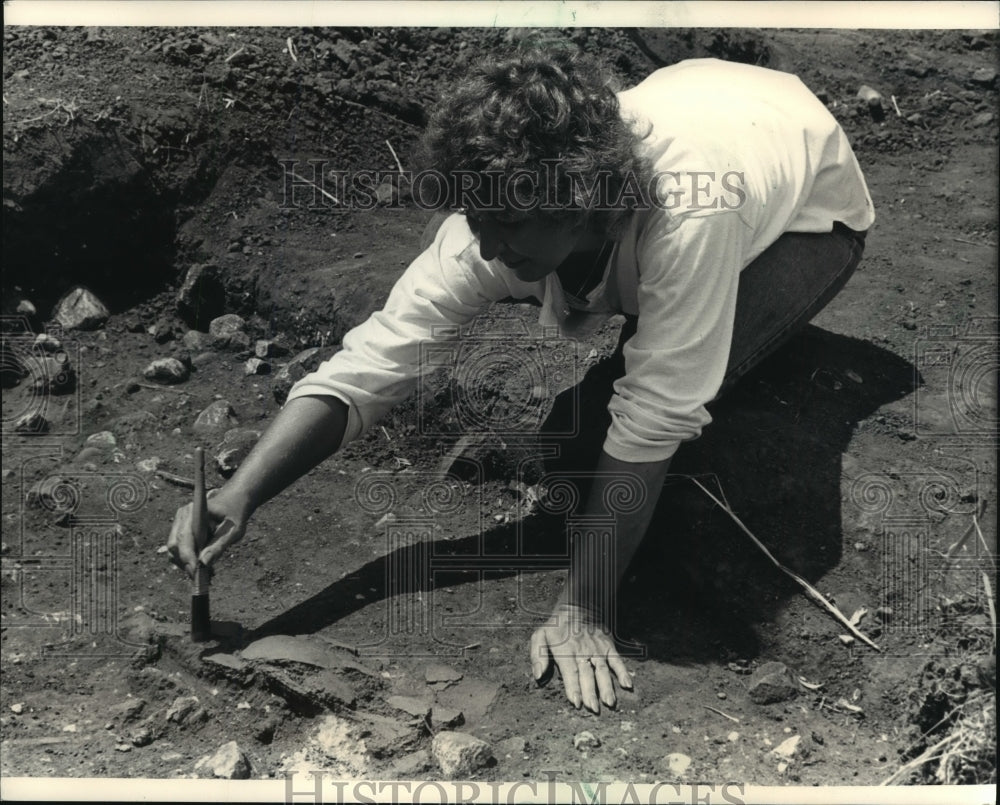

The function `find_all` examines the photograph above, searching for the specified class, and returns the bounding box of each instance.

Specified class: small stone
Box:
[62,723,77,732]
[748,661,799,705]
[86,431,117,448]
[194,740,250,779]
[772,734,801,758]
[193,400,238,433]
[970,66,997,87]
[10,703,24,714]
[727,731,740,742]
[53,287,109,331]
[143,357,189,384]
[662,752,692,777]
[717,692,727,700]
[431,731,493,778]
[214,429,261,477]
[573,731,601,751]
[16,299,37,317]
[875,606,893,623]
[130,726,154,747]
[971,112,995,128]
[856,84,882,108]
[209,314,250,351]
[271,347,324,405]
[244,357,270,376]
[136,457,162,473]
[116,743,132,753]
[33,333,62,352]
[165,696,201,725]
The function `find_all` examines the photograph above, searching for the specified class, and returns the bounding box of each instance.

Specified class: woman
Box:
[169,43,873,714]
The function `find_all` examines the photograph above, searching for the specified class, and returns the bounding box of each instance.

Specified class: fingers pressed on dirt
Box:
[197,518,240,567]
[593,658,617,708]
[529,628,551,681]
[607,650,633,690]
[555,653,583,708]
[577,657,600,713]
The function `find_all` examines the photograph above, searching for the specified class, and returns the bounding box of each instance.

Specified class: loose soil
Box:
[1,25,997,788]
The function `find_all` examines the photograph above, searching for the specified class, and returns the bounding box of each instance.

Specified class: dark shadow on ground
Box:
[246,325,914,667]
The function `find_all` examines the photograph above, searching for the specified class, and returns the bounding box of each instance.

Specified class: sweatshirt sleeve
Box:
[285,214,514,444]
[603,210,753,463]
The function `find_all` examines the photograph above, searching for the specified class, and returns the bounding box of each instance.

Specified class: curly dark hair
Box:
[417,41,653,237]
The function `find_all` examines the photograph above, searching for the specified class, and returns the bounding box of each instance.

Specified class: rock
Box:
[149,317,178,344]
[142,357,189,384]
[109,698,146,723]
[255,338,290,359]
[662,752,692,777]
[970,66,997,87]
[193,400,238,433]
[432,707,465,729]
[424,663,463,685]
[244,357,270,375]
[573,731,600,751]
[856,84,883,108]
[165,696,202,725]
[971,112,995,127]
[240,634,376,676]
[130,725,154,747]
[53,287,109,331]
[10,703,24,715]
[14,411,49,434]
[86,431,117,448]
[16,299,37,317]
[772,734,801,759]
[431,731,493,778]
[386,695,432,719]
[271,347,324,404]
[209,314,250,351]
[748,661,799,704]
[194,740,250,779]
[176,264,227,330]
[182,330,214,351]
[214,428,261,477]
[33,333,62,352]
[136,457,162,473]
[203,653,248,673]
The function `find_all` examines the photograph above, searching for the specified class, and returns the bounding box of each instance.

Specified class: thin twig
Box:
[135,382,190,394]
[890,95,902,117]
[154,469,195,489]
[288,170,340,205]
[380,426,392,442]
[953,236,998,248]
[690,477,881,651]
[703,705,740,723]
[286,37,298,62]
[224,45,245,63]
[385,139,404,174]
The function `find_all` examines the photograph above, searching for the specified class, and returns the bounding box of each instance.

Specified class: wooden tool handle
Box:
[190,446,211,641]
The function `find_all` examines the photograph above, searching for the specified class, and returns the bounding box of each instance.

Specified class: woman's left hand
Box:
[529,602,633,713]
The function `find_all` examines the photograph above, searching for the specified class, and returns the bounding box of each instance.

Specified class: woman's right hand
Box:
[166,487,252,578]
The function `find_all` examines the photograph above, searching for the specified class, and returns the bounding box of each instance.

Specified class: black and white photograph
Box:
[2,2,996,802]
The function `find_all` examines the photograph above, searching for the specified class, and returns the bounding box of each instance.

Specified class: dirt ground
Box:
[1,24,997,793]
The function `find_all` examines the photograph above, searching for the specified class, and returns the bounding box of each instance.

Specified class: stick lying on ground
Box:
[689,477,881,651]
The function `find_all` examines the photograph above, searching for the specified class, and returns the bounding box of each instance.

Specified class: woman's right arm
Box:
[166,394,348,577]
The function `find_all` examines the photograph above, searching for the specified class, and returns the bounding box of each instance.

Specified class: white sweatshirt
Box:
[287,59,875,463]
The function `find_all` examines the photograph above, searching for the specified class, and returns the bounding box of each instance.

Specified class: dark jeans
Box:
[543,222,868,471]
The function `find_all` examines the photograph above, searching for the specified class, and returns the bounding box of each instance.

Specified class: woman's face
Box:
[466,210,584,283]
